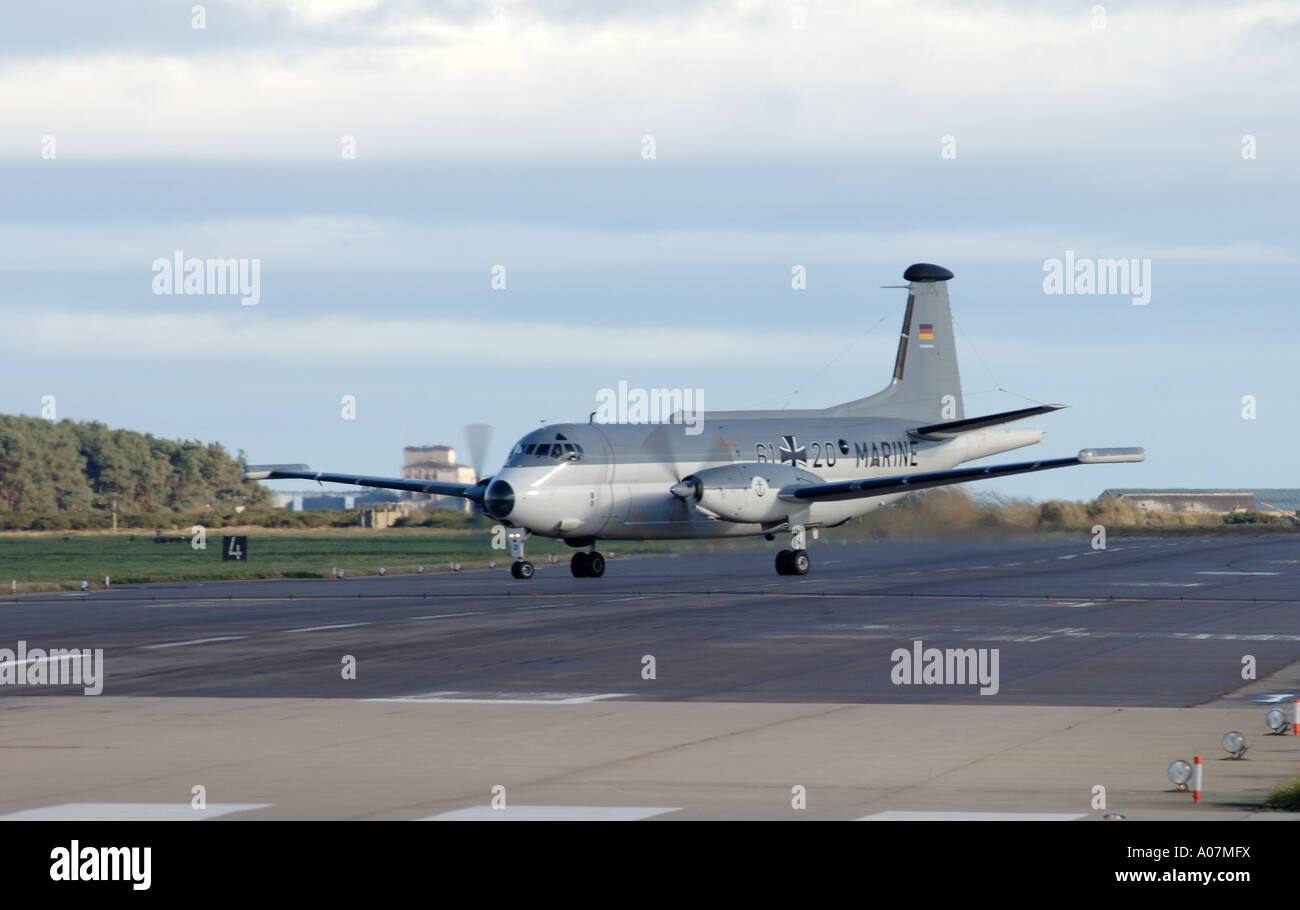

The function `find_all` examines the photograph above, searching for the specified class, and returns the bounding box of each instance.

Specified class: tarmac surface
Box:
[2,534,1298,820]
[1,535,1298,705]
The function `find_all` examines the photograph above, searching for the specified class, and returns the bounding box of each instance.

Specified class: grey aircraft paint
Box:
[246,264,1144,576]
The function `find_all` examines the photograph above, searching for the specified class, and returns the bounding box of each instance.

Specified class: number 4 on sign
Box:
[222,535,248,562]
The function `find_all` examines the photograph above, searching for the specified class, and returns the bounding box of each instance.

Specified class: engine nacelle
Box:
[674,463,821,524]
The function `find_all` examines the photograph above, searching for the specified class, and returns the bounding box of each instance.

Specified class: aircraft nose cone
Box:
[483,479,515,519]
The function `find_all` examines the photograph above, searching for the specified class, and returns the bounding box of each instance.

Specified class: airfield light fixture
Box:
[1266,708,1288,734]
[1221,731,1248,759]
[1167,760,1192,790]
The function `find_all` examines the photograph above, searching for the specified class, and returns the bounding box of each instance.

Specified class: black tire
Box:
[587,552,606,577]
[513,560,535,579]
[775,549,793,575]
[791,549,810,576]
[570,552,590,577]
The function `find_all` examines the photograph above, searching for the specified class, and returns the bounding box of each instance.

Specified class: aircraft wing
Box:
[781,448,1145,504]
[243,464,482,501]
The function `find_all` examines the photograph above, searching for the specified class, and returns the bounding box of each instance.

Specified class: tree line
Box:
[0,414,269,513]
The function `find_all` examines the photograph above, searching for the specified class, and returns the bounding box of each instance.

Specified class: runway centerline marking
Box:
[1196,571,1280,576]
[0,802,270,821]
[859,810,1085,822]
[283,622,373,633]
[140,636,245,649]
[424,804,679,821]
[366,693,628,705]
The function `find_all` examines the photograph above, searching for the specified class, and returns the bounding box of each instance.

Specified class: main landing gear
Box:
[570,547,606,578]
[774,523,810,576]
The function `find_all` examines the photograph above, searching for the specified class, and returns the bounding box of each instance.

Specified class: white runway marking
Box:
[8,653,86,667]
[1196,571,1280,576]
[407,611,484,620]
[859,810,1085,821]
[366,693,628,705]
[1106,582,1202,587]
[283,622,372,633]
[141,635,245,649]
[0,802,270,821]
[424,805,679,821]
[517,602,576,611]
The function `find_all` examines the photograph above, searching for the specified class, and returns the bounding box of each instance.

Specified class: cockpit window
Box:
[524,444,535,454]
[549,444,561,458]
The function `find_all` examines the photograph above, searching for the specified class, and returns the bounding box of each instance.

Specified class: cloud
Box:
[0,217,1288,272]
[3,1,1298,159]
[7,307,844,366]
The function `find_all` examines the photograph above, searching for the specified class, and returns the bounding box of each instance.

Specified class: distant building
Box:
[272,490,402,511]
[402,445,476,512]
[1100,489,1300,517]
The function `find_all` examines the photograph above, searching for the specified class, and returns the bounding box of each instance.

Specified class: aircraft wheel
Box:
[587,552,606,578]
[511,560,535,579]
[790,549,810,576]
[570,552,590,578]
[775,549,794,575]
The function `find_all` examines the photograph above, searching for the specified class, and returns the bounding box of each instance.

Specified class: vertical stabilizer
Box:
[825,262,964,423]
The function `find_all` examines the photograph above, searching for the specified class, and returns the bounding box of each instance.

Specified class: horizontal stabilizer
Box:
[910,404,1066,439]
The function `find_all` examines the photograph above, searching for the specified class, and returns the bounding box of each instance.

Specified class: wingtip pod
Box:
[243,462,312,480]
[1077,447,1145,464]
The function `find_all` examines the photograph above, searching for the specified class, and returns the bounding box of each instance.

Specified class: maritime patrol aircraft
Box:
[246,263,1144,579]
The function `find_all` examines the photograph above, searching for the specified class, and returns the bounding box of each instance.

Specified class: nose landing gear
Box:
[506,527,534,580]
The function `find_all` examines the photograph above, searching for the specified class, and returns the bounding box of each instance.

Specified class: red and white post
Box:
[104,575,111,590]
[1192,755,1203,803]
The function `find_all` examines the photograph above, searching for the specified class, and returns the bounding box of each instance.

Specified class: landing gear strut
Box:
[571,545,606,578]
[775,523,810,576]
[507,527,534,579]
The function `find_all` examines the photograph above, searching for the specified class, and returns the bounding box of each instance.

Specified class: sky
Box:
[2,0,1298,501]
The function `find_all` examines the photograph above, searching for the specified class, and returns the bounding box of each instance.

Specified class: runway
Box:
[3,534,1298,706]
